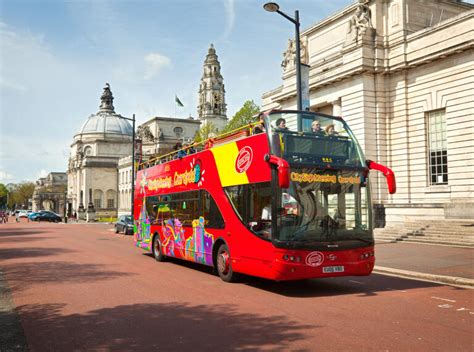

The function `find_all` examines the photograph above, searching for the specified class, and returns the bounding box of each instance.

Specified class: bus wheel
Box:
[217,244,237,282]
[152,235,166,262]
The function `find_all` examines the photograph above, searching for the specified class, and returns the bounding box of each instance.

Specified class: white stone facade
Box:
[262,0,474,223]
[67,84,133,219]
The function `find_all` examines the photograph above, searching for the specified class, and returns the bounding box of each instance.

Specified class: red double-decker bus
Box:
[134,110,396,282]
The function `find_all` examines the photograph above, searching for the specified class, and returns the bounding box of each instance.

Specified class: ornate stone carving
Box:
[99,83,115,112]
[137,125,156,143]
[281,38,308,73]
[346,0,374,44]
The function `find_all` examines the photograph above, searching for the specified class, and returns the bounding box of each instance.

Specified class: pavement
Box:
[373,241,473,288]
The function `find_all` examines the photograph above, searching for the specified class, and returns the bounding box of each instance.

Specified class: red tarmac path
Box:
[0,221,472,351]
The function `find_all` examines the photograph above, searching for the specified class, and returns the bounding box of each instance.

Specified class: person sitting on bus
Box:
[177,143,188,159]
[311,120,324,135]
[275,118,288,131]
[187,142,197,154]
[252,117,266,135]
[325,124,339,136]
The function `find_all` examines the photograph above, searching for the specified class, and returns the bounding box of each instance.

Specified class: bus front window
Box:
[275,169,372,247]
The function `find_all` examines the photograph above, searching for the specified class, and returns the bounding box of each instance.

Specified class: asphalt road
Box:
[0,221,472,351]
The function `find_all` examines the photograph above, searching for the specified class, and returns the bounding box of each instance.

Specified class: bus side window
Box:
[203,192,224,228]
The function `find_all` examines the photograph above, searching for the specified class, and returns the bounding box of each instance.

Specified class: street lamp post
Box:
[264,2,303,131]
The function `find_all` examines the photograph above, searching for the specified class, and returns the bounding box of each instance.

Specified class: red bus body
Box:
[134,111,394,281]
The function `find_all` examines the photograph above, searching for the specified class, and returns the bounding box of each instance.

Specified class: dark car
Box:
[115,215,134,235]
[33,212,62,223]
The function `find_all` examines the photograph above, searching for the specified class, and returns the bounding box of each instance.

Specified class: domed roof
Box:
[76,84,133,137]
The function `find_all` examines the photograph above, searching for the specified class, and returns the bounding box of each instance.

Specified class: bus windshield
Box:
[274,167,372,248]
[266,111,366,168]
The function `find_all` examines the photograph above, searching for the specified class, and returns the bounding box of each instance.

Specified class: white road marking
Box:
[431,296,456,303]
[438,304,453,309]
[349,280,363,284]
[456,308,470,311]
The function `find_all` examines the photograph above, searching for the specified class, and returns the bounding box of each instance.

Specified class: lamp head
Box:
[263,2,280,12]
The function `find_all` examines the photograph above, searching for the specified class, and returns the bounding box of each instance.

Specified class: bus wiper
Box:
[352,237,374,244]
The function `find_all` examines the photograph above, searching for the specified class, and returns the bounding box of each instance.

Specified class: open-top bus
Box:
[134,110,396,282]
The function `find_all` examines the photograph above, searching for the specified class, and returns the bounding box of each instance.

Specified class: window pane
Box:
[427,110,448,185]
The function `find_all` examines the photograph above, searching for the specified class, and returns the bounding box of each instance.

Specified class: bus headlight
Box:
[283,254,301,263]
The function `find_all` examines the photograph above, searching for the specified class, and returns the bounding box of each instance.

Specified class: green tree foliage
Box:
[8,182,35,209]
[221,100,260,134]
[0,183,7,207]
[194,121,217,143]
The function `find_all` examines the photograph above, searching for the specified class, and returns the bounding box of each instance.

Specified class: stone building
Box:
[67,84,133,220]
[198,44,228,132]
[32,172,67,215]
[116,117,201,216]
[262,0,474,223]
[117,44,229,216]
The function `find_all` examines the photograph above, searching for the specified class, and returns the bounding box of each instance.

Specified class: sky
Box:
[0,0,356,184]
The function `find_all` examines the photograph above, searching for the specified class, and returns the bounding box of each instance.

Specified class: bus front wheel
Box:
[217,244,238,282]
[153,235,166,262]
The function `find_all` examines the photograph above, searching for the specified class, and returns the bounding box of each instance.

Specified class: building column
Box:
[332,99,342,117]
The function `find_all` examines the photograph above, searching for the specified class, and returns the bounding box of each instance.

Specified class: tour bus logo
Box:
[235,146,253,173]
[306,251,324,267]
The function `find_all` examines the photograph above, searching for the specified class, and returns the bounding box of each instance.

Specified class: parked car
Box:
[28,210,60,221]
[115,215,134,235]
[18,210,32,218]
[32,212,62,223]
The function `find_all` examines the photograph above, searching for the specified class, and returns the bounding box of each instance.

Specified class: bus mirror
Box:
[265,154,290,189]
[367,160,396,194]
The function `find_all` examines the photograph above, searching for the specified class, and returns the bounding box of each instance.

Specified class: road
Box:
[0,221,472,351]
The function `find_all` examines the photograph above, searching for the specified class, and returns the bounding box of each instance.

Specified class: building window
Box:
[93,189,103,209]
[107,199,115,208]
[94,199,101,209]
[427,110,448,185]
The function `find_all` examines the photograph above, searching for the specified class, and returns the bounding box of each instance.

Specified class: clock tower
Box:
[198,44,228,132]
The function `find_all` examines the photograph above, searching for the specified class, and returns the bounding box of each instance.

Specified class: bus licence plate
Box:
[323,266,344,273]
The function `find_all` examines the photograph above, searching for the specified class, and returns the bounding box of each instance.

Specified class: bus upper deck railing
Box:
[138,122,263,170]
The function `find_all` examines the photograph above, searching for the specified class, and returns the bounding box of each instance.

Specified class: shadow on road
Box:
[143,255,449,298]
[0,229,47,237]
[0,236,54,244]
[17,301,312,350]
[3,261,134,293]
[242,273,448,298]
[0,247,75,260]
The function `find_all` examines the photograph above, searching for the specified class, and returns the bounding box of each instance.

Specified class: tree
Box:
[0,183,7,208]
[194,121,217,143]
[221,100,260,133]
[8,182,35,209]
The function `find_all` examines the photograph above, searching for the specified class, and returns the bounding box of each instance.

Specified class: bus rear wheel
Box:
[217,244,238,282]
[153,235,166,262]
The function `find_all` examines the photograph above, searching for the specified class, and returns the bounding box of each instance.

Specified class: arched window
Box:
[106,189,116,209]
[93,190,103,209]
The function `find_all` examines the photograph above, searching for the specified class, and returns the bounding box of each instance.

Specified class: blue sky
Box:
[0,0,357,184]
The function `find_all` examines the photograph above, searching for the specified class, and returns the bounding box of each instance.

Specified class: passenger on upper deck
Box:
[311,120,324,135]
[252,117,266,134]
[275,118,288,131]
[325,124,339,136]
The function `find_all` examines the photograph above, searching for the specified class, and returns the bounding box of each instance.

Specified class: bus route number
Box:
[322,157,333,163]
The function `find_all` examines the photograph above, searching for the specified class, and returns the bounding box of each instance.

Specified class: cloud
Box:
[0,171,14,183]
[143,53,171,80]
[220,0,235,42]
[37,169,49,179]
